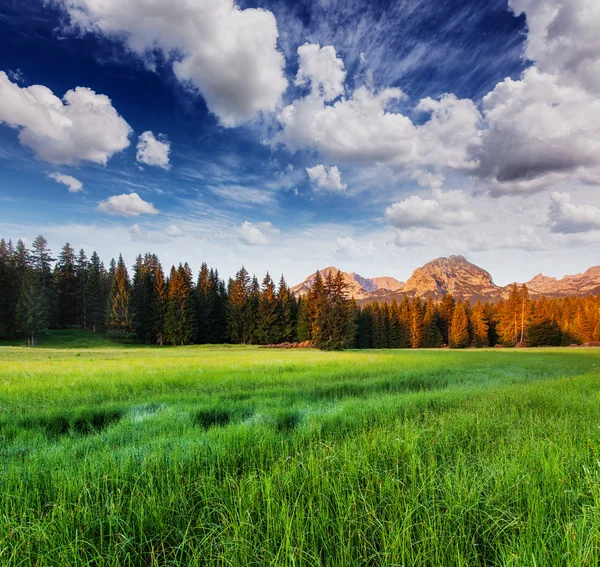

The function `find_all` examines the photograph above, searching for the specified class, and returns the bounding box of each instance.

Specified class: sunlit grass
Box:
[1,337,599,565]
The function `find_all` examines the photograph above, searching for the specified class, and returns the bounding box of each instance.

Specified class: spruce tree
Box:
[449,301,470,348]
[227,267,252,344]
[16,270,46,346]
[165,265,194,346]
[277,276,296,342]
[410,297,425,349]
[525,299,560,346]
[470,301,489,347]
[256,272,279,344]
[422,301,442,348]
[54,243,77,327]
[295,297,311,342]
[438,294,455,346]
[152,262,168,345]
[106,255,133,337]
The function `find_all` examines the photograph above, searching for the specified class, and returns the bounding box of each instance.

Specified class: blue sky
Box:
[1,0,599,285]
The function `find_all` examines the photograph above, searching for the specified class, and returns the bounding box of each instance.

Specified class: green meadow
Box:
[1,334,600,566]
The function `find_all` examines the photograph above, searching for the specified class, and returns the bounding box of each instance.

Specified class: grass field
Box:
[1,334,600,566]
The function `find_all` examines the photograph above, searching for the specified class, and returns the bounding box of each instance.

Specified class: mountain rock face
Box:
[523,266,600,297]
[401,255,500,301]
[290,267,404,300]
[291,257,600,304]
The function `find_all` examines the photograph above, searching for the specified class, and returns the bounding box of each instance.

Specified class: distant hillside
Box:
[292,256,600,304]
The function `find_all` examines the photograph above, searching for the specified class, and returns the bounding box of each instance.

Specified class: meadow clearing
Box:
[1,333,600,566]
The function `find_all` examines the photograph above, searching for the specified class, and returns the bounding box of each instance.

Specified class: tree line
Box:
[1,236,599,349]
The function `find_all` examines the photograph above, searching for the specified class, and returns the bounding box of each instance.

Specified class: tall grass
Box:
[1,339,599,565]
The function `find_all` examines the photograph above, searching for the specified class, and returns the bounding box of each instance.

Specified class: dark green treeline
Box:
[1,236,599,349]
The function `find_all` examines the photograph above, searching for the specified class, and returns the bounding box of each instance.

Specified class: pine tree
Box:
[295,297,311,342]
[313,270,355,350]
[449,301,470,348]
[422,301,442,348]
[277,276,296,343]
[410,297,425,349]
[16,270,46,346]
[165,265,194,346]
[256,272,279,344]
[438,294,455,346]
[31,235,55,328]
[196,262,211,344]
[75,248,89,329]
[470,301,489,347]
[106,254,133,336]
[54,243,77,327]
[525,299,560,346]
[397,297,412,349]
[227,266,252,344]
[152,262,168,345]
[308,270,327,344]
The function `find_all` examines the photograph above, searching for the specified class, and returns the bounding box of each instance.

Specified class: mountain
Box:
[290,267,404,300]
[400,255,500,301]
[291,257,600,304]
[522,266,600,297]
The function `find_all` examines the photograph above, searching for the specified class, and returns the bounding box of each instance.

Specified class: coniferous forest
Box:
[1,235,599,349]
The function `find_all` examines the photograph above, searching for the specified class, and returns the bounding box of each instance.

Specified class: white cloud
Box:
[136,131,171,169]
[385,189,476,230]
[548,192,600,234]
[295,43,346,101]
[0,71,131,165]
[129,223,169,243]
[56,0,287,127]
[97,193,159,217]
[509,0,600,96]
[48,172,83,193]
[306,164,347,192]
[238,221,280,245]
[209,185,275,206]
[476,67,600,195]
[164,224,185,237]
[278,83,481,174]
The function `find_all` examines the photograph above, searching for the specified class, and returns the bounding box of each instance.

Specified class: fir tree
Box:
[152,262,168,345]
[525,299,560,346]
[256,272,279,344]
[106,254,133,336]
[16,270,46,346]
[438,294,455,346]
[277,276,296,342]
[295,297,311,342]
[165,265,194,346]
[227,267,252,344]
[449,301,470,348]
[54,243,77,327]
[470,301,489,347]
[410,297,425,349]
[422,301,442,348]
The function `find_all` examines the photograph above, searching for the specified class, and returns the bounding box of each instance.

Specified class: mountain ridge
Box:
[291,256,600,303]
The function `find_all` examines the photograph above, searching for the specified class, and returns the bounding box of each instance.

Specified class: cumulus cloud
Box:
[295,43,345,101]
[136,131,171,169]
[306,164,347,192]
[238,221,280,245]
[548,192,600,234]
[0,71,131,165]
[476,67,600,195]
[97,193,159,217]
[55,0,287,127]
[278,84,481,174]
[48,172,83,193]
[385,189,476,230]
[164,224,185,237]
[509,0,600,95]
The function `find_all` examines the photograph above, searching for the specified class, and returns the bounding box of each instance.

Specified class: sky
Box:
[0,0,599,287]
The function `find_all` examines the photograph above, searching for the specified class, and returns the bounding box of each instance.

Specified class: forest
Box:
[1,235,599,349]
